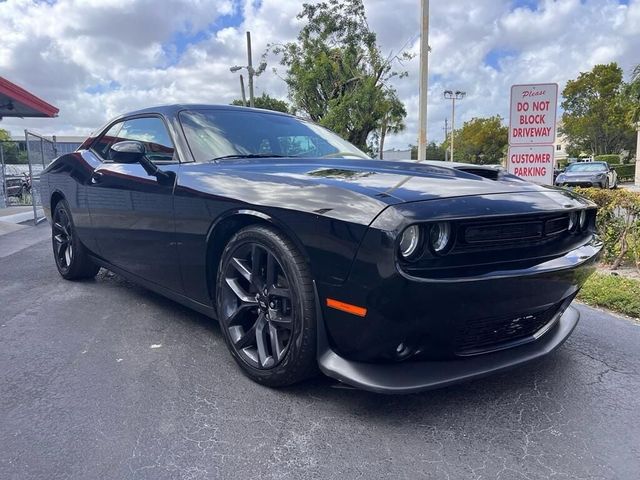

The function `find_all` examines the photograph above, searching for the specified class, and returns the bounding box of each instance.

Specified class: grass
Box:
[578,272,640,319]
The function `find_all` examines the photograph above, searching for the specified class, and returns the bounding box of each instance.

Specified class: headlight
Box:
[579,210,587,230]
[399,225,421,259]
[568,211,578,232]
[429,222,452,254]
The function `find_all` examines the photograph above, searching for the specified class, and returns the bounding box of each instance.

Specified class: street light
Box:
[443,90,466,162]
[229,32,266,108]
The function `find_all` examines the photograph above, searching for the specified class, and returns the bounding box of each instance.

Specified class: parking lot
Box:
[1,224,639,480]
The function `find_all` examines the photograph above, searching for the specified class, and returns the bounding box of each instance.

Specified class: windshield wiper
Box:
[210,154,290,161]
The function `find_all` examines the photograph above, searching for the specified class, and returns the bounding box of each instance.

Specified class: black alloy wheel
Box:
[217,225,317,386]
[52,200,100,280]
[53,206,74,272]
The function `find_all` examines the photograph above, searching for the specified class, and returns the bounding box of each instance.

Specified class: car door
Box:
[86,115,182,293]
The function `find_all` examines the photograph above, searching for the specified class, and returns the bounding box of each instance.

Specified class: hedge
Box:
[574,187,640,269]
[610,163,636,182]
[594,154,620,163]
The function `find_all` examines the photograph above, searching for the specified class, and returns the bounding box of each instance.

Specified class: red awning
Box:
[0,76,59,118]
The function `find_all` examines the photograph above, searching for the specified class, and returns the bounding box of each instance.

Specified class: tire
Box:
[52,200,100,280]
[216,225,317,387]
[603,178,609,189]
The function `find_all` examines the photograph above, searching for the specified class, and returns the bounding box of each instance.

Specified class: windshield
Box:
[179,109,370,162]
[565,162,607,172]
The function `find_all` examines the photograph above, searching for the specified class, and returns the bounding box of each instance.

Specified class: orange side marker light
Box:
[326,298,367,317]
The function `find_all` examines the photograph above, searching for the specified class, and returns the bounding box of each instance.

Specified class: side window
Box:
[115,117,176,164]
[92,122,124,160]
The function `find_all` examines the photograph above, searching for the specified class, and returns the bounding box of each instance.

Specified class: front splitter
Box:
[317,305,580,394]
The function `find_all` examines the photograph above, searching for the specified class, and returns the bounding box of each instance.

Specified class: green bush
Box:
[578,272,640,318]
[610,163,636,182]
[594,154,620,163]
[574,187,640,269]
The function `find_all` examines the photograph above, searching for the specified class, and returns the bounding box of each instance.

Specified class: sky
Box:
[1,0,639,150]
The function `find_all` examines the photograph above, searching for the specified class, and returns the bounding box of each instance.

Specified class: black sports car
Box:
[40,105,601,393]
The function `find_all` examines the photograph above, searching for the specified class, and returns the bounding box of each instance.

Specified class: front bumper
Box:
[555,180,604,188]
[318,305,579,394]
[315,197,601,392]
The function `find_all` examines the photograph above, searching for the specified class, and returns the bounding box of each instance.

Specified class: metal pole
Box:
[0,145,6,208]
[240,75,247,107]
[451,97,455,162]
[246,31,255,108]
[443,118,448,161]
[635,123,640,186]
[417,0,429,162]
[25,130,37,224]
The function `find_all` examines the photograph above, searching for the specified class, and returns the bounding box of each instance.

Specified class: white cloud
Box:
[0,0,639,151]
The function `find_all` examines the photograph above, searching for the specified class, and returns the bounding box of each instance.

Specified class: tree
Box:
[375,91,406,158]
[628,64,640,126]
[0,128,25,164]
[269,0,410,152]
[561,63,636,156]
[443,116,508,164]
[410,142,446,161]
[231,93,290,113]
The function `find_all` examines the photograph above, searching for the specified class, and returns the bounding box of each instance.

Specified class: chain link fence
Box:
[0,132,57,223]
[0,140,29,209]
[25,131,57,224]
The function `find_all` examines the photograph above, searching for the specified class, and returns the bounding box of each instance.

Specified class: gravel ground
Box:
[1,229,639,480]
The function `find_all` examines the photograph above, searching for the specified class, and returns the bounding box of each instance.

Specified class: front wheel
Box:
[52,200,100,280]
[216,225,317,387]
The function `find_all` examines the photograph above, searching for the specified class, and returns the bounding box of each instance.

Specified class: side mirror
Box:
[109,141,146,164]
[109,140,174,185]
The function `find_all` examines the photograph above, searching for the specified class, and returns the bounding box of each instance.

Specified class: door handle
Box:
[91,171,104,184]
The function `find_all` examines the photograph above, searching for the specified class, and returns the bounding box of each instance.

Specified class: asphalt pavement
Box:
[1,226,639,480]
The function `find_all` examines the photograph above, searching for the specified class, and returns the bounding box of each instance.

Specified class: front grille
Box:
[457,213,572,250]
[464,221,543,244]
[453,303,561,355]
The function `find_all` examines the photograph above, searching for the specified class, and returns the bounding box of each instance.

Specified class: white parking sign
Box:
[509,84,558,145]
[507,145,555,185]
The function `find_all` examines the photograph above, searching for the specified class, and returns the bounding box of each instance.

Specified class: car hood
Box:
[179,157,585,226]
[214,158,546,204]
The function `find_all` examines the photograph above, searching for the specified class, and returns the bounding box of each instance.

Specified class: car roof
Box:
[120,103,294,119]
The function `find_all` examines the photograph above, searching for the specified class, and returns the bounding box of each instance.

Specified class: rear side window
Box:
[92,122,124,159]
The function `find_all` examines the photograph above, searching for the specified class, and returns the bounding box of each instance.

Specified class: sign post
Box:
[507,83,558,185]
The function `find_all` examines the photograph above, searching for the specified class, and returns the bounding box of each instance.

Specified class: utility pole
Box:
[246,31,254,107]
[239,75,247,107]
[230,31,266,108]
[443,90,465,162]
[417,0,430,162]
[442,118,449,161]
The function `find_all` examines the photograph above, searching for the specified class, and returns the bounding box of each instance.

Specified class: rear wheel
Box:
[52,200,100,280]
[216,225,317,387]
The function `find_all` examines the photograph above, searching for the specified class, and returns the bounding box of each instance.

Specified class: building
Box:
[553,121,569,163]
[378,149,412,160]
[10,134,85,155]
